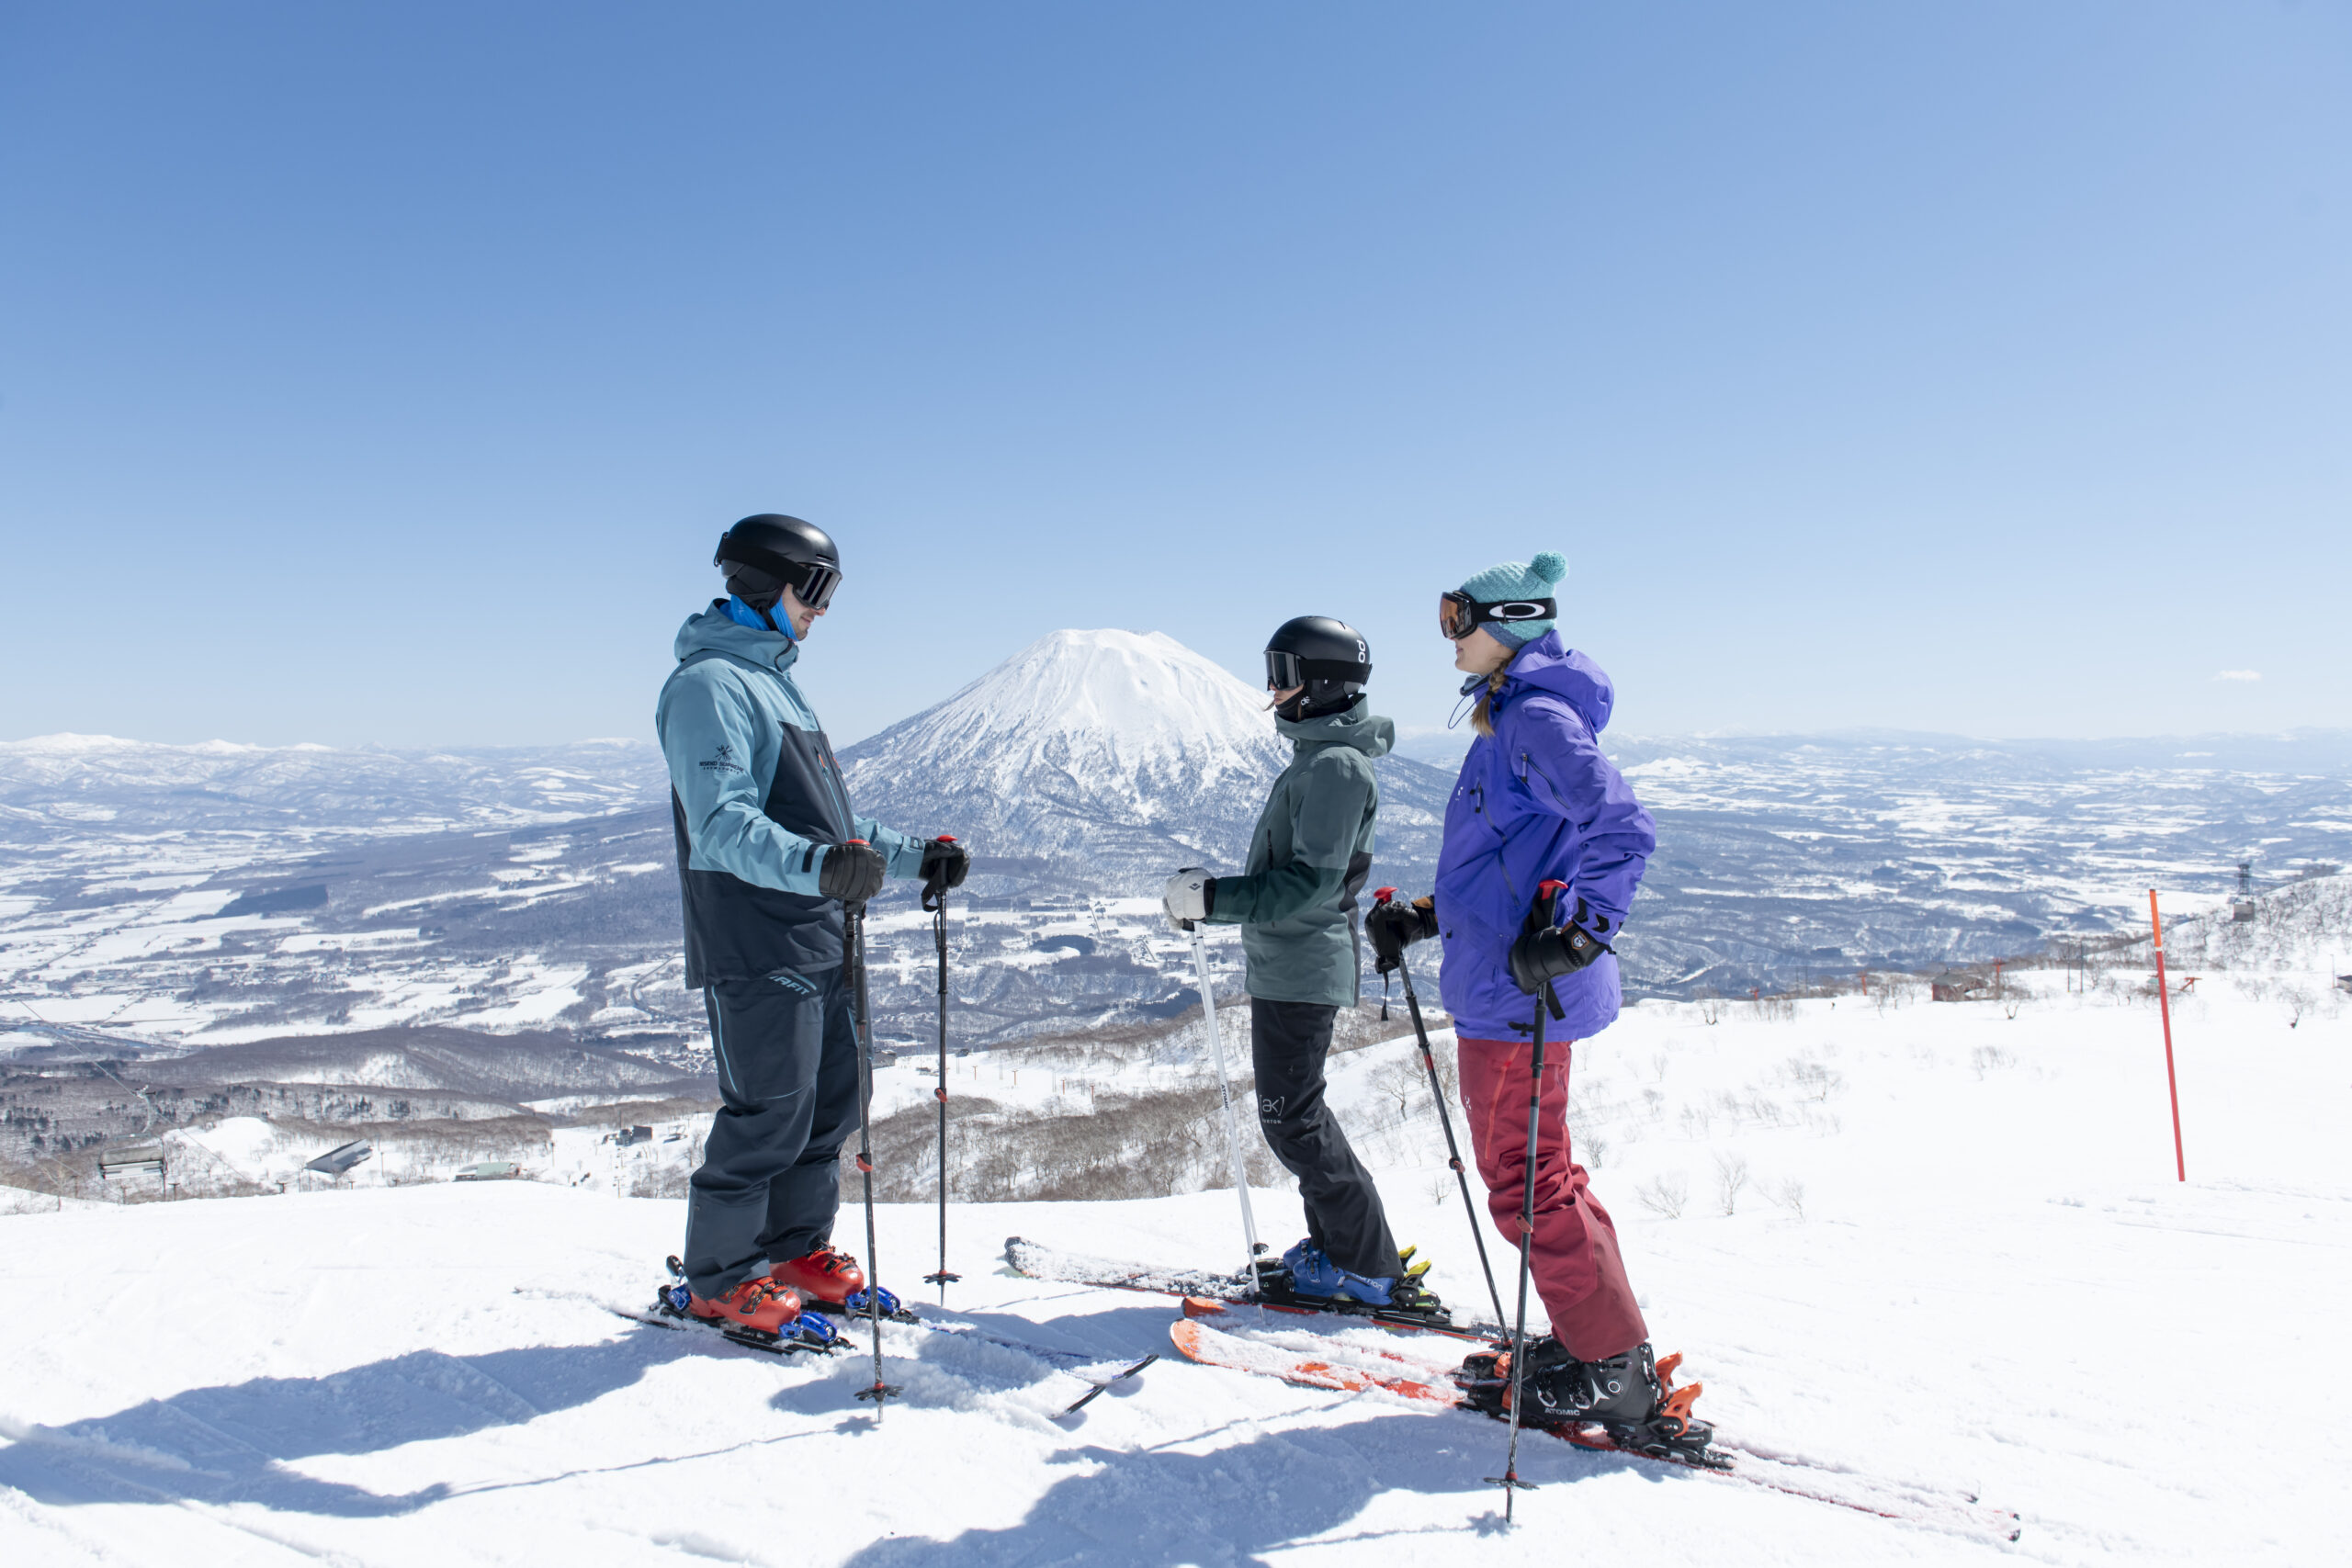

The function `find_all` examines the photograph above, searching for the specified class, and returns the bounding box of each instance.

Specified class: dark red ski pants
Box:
[1457,1035,1648,1361]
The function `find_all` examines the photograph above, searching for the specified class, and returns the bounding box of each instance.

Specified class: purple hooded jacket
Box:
[1434,632,1656,1041]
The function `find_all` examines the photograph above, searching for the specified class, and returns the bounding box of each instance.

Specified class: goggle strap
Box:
[1266,650,1367,687]
[1441,593,1555,637]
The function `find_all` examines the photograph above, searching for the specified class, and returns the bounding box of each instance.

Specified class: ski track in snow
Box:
[3,982,2350,1564]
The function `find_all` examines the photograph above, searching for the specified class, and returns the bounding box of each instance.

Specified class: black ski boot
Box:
[1453,1338,1718,1463]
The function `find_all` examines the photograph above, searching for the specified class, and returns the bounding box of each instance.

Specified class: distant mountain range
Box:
[4,639,2349,1068]
[0,732,662,833]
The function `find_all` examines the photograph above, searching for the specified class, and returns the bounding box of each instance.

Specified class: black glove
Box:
[919,836,969,909]
[919,837,969,890]
[1508,888,1612,995]
[1366,894,1439,974]
[818,840,888,905]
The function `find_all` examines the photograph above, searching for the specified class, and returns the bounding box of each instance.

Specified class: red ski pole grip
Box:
[1373,886,1398,904]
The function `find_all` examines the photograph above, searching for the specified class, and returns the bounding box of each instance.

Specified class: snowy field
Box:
[2,972,2346,1566]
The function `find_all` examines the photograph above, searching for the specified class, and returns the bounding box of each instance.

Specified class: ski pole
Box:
[1372,890,1507,1332]
[842,855,899,1416]
[1488,985,1550,1520]
[1491,881,1568,1520]
[1187,922,1264,1283]
[922,842,960,1296]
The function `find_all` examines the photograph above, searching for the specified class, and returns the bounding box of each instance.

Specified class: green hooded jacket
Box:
[1206,697,1394,1008]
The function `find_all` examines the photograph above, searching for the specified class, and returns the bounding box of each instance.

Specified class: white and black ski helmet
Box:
[714,514,842,612]
[1265,615,1372,718]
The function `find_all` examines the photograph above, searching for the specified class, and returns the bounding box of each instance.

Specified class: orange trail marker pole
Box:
[2148,889,2186,1181]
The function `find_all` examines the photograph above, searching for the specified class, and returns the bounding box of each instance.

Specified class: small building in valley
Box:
[1931,973,1981,1003]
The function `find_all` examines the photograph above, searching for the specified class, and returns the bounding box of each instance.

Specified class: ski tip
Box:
[1180,1295,1229,1320]
[1169,1319,1207,1357]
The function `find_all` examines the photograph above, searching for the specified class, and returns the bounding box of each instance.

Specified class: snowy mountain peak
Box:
[920,628,1274,758]
[840,629,1292,865]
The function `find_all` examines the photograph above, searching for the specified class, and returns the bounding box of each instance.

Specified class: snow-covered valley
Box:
[6,632,2351,1562]
[2,953,2346,1565]
[7,635,2350,1072]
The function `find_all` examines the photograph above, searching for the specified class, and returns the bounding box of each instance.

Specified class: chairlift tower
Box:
[2233,861,2256,923]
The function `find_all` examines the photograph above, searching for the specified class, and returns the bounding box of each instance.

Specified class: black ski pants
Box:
[1250,997,1401,1280]
[680,966,861,1300]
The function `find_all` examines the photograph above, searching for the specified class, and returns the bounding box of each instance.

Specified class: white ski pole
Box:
[1189,924,1262,1281]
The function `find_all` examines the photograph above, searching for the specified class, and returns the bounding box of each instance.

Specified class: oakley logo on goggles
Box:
[1440,592,1554,641]
[1265,647,1371,690]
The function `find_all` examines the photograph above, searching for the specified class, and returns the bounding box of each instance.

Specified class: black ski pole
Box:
[922,841,960,1298]
[1488,970,1561,1519]
[1391,946,1507,1333]
[842,852,900,1416]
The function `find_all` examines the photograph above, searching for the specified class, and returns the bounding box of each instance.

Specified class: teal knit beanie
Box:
[1457,551,1567,647]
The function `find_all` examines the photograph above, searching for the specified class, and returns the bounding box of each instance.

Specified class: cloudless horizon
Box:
[3,3,2346,750]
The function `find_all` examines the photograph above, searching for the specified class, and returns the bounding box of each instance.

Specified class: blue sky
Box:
[2,2,2346,748]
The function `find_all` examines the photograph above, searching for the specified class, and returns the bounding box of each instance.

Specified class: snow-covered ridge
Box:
[844,630,1288,829]
[840,629,1361,874]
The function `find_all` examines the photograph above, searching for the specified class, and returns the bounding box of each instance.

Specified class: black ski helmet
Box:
[1264,615,1372,720]
[713,514,842,612]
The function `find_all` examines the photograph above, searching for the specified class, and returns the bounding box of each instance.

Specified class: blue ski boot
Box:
[1280,1238,1402,1306]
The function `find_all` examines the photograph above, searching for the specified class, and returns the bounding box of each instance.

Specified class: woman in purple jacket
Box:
[1370,550,1709,1459]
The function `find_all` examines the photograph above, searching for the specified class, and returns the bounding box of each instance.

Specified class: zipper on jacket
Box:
[1467,763,1523,911]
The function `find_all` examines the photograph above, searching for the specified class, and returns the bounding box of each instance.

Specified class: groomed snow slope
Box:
[2,976,2346,1566]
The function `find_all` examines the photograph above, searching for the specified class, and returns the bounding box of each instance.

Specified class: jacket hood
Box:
[1498,630,1614,733]
[1277,695,1395,758]
[675,600,799,674]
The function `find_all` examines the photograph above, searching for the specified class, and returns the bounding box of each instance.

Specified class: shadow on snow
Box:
[0,1303,1668,1553]
[0,1331,731,1517]
[842,1408,1667,1567]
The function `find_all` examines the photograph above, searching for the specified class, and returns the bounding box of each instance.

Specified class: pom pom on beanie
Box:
[1457,551,1567,647]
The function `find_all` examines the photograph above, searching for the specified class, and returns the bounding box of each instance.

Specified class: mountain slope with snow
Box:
[842,628,1286,868]
[840,628,1452,886]
[1,971,2344,1564]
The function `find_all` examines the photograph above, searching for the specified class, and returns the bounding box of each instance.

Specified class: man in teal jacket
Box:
[658,513,967,1335]
[1162,616,1427,1311]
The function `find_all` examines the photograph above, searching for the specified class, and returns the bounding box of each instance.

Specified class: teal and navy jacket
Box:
[1207,697,1392,1009]
[657,602,925,986]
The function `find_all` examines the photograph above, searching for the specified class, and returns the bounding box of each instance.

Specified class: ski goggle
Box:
[1439,591,1554,641]
[1264,649,1369,691]
[720,553,842,612]
[788,560,842,612]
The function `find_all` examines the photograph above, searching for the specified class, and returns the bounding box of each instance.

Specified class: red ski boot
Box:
[688,1275,804,1334]
[770,1244,865,1306]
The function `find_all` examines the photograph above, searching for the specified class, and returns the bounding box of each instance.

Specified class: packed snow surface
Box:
[3,972,2345,1565]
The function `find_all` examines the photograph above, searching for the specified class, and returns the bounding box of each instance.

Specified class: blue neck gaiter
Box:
[725,594,796,640]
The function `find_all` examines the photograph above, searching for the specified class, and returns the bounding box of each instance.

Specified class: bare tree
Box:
[1635,1172,1688,1220]
[1713,1151,1749,1216]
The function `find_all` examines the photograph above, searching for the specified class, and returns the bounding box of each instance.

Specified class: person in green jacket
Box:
[1162,616,1431,1310]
